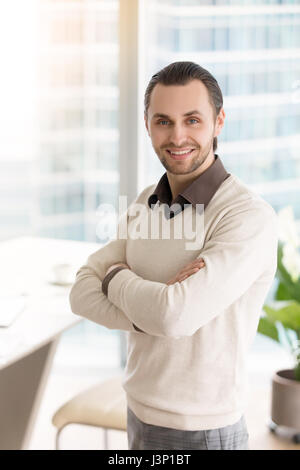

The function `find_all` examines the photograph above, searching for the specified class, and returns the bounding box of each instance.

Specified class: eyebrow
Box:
[152,110,205,120]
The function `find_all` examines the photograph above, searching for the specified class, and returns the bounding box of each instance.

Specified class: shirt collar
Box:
[147,154,231,213]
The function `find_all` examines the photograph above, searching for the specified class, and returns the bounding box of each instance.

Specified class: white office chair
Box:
[52,375,127,450]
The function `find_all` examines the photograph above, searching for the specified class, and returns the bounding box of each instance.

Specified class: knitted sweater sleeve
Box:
[105,202,279,337]
[68,188,151,334]
[68,236,139,332]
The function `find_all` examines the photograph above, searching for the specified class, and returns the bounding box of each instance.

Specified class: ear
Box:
[214,108,225,138]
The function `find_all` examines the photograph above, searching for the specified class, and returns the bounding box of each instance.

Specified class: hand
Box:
[166,258,205,285]
[105,262,130,277]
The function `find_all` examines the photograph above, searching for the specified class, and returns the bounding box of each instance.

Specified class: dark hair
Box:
[144,61,223,152]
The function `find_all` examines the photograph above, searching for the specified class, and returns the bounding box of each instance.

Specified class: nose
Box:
[168,124,189,148]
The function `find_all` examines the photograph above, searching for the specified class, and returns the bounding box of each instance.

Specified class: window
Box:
[140,0,300,226]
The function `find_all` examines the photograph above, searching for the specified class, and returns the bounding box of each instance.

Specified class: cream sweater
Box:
[69,173,278,431]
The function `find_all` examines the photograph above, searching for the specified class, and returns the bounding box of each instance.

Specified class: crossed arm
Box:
[68,235,205,334]
[101,258,206,333]
[68,235,138,332]
[103,258,205,289]
[69,202,278,338]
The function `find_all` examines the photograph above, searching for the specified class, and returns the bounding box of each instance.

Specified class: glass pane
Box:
[0,0,120,244]
[140,0,300,229]
[0,1,122,374]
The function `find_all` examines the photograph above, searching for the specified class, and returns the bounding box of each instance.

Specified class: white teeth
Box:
[170,149,193,155]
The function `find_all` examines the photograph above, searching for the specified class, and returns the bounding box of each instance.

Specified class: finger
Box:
[167,262,205,285]
[178,262,205,277]
[190,258,205,266]
[184,259,205,271]
[178,267,201,282]
[166,277,177,285]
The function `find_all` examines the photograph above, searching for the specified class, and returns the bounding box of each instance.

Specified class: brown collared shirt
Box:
[147,153,230,219]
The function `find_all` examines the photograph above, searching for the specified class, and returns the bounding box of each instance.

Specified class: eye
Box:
[157,119,199,125]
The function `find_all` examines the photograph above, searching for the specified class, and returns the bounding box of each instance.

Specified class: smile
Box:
[167,149,195,160]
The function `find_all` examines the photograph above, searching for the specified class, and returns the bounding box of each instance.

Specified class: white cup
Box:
[52,263,74,285]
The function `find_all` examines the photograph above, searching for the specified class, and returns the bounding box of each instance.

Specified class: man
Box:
[69,61,278,450]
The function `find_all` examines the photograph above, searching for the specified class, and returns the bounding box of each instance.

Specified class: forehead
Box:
[148,79,212,118]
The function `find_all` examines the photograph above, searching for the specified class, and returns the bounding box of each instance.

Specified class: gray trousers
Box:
[127,407,250,450]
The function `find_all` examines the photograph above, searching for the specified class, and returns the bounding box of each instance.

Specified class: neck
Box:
[167,151,216,203]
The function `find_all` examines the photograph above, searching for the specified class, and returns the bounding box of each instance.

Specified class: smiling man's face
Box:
[144,79,225,176]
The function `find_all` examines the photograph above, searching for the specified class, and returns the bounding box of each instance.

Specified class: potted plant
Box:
[257,205,300,443]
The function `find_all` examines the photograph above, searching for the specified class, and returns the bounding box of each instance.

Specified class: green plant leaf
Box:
[257,316,280,343]
[275,281,294,300]
[294,363,300,381]
[277,241,300,302]
[263,301,300,331]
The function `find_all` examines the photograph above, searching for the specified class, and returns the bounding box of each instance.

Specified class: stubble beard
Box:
[157,135,214,175]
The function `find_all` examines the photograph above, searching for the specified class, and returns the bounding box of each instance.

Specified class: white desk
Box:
[0,235,101,450]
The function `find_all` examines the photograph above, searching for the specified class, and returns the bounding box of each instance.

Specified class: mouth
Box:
[166,149,196,160]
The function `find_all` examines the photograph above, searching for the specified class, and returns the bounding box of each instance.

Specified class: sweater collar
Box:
[147,154,230,213]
